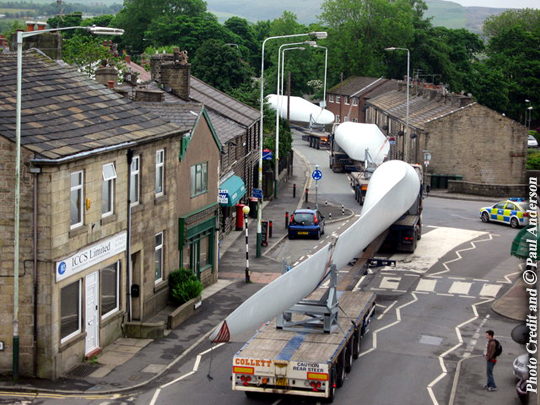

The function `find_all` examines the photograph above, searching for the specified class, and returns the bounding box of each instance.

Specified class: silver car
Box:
[513,353,529,379]
[528,135,538,148]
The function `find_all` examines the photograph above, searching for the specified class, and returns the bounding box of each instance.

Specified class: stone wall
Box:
[448,180,527,198]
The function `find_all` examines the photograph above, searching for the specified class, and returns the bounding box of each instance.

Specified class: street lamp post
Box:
[528,106,533,131]
[257,31,327,257]
[274,42,309,199]
[385,47,410,161]
[313,45,328,109]
[13,24,123,380]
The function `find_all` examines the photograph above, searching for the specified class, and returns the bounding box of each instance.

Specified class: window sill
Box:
[101,309,123,327]
[101,213,117,226]
[59,331,86,353]
[131,203,144,214]
[69,224,87,238]
[154,194,168,205]
[154,279,168,294]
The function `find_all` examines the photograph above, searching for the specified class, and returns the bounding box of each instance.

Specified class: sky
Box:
[449,0,538,8]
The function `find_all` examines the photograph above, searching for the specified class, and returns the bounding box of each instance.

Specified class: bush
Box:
[527,152,540,170]
[169,268,203,306]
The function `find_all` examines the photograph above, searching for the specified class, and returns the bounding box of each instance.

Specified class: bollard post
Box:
[293,184,296,198]
[305,189,309,203]
[285,211,289,228]
[325,200,328,207]
[342,204,345,215]
[329,212,332,220]
[269,220,273,238]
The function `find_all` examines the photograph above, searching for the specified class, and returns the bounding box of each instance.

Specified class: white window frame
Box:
[329,94,334,103]
[130,155,140,206]
[352,97,359,106]
[190,162,208,197]
[344,116,349,122]
[101,261,120,319]
[155,232,164,283]
[102,163,116,217]
[60,280,81,343]
[336,115,340,123]
[336,95,341,104]
[344,96,350,105]
[155,149,165,196]
[70,171,84,229]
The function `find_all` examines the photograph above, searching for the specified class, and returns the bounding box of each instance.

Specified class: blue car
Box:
[288,209,325,240]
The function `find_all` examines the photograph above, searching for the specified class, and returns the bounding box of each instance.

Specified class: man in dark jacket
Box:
[483,330,498,391]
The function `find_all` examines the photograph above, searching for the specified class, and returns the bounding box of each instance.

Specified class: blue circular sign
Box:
[312,169,323,181]
[58,261,66,275]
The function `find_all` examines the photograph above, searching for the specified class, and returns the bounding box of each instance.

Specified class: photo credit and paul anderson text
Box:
[524,176,538,393]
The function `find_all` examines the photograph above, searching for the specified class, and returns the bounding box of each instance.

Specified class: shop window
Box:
[102,163,116,217]
[60,280,81,342]
[101,262,119,318]
[155,149,164,196]
[155,232,164,283]
[130,155,140,206]
[190,162,208,197]
[199,235,209,268]
[70,171,84,229]
[182,244,191,270]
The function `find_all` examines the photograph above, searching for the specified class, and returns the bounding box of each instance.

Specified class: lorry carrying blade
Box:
[209,160,419,343]
[332,160,420,269]
[266,94,335,125]
[334,122,389,165]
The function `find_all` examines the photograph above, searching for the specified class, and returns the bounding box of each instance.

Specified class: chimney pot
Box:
[37,22,47,31]
[108,80,114,89]
[125,55,131,63]
[26,21,36,32]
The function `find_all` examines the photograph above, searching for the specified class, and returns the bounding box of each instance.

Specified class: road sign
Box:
[218,190,228,204]
[253,188,263,199]
[263,148,273,160]
[312,169,323,181]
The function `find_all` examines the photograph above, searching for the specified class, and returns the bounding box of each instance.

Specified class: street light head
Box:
[528,106,534,110]
[385,47,396,51]
[310,31,328,39]
[525,99,530,103]
[88,26,124,36]
[242,206,250,215]
[304,40,317,47]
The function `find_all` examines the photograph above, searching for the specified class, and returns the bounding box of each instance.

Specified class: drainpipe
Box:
[126,150,133,323]
[30,166,40,376]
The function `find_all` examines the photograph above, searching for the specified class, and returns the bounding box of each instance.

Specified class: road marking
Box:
[416,279,437,292]
[380,276,401,289]
[479,283,502,297]
[376,300,397,320]
[448,281,472,295]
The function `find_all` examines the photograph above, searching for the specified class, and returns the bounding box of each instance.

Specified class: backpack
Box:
[494,339,503,357]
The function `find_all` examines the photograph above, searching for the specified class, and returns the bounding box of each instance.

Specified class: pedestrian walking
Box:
[483,330,499,392]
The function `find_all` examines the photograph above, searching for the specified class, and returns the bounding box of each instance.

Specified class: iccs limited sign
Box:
[55,231,127,282]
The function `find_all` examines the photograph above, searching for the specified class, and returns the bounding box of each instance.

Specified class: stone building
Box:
[121,51,260,235]
[365,82,528,194]
[326,77,398,124]
[0,50,221,379]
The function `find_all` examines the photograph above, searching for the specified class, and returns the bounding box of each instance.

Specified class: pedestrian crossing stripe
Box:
[371,277,504,298]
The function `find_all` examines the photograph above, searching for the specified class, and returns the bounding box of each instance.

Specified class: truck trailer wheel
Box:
[325,368,337,403]
[344,339,354,373]
[352,328,361,359]
[336,349,346,387]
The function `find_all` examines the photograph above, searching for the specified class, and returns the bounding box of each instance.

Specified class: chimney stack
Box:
[160,48,191,101]
[95,62,119,87]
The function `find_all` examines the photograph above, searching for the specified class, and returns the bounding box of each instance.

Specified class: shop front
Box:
[219,175,247,234]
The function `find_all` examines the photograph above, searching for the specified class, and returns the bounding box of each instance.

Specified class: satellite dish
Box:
[511,324,529,345]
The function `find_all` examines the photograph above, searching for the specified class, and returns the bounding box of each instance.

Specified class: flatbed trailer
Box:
[302,130,330,149]
[232,287,376,402]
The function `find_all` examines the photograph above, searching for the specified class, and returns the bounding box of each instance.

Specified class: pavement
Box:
[0,154,534,405]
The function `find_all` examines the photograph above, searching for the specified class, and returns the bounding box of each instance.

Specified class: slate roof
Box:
[0,50,186,162]
[367,89,475,131]
[328,77,398,98]
[124,60,259,139]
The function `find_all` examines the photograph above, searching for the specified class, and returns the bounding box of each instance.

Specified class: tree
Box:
[483,8,540,38]
[111,0,208,53]
[319,0,418,80]
[143,15,240,59]
[191,39,254,92]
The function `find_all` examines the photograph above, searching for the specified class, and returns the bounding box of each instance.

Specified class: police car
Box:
[479,198,530,228]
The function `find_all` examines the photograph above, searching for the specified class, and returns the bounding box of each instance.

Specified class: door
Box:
[85,271,99,355]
